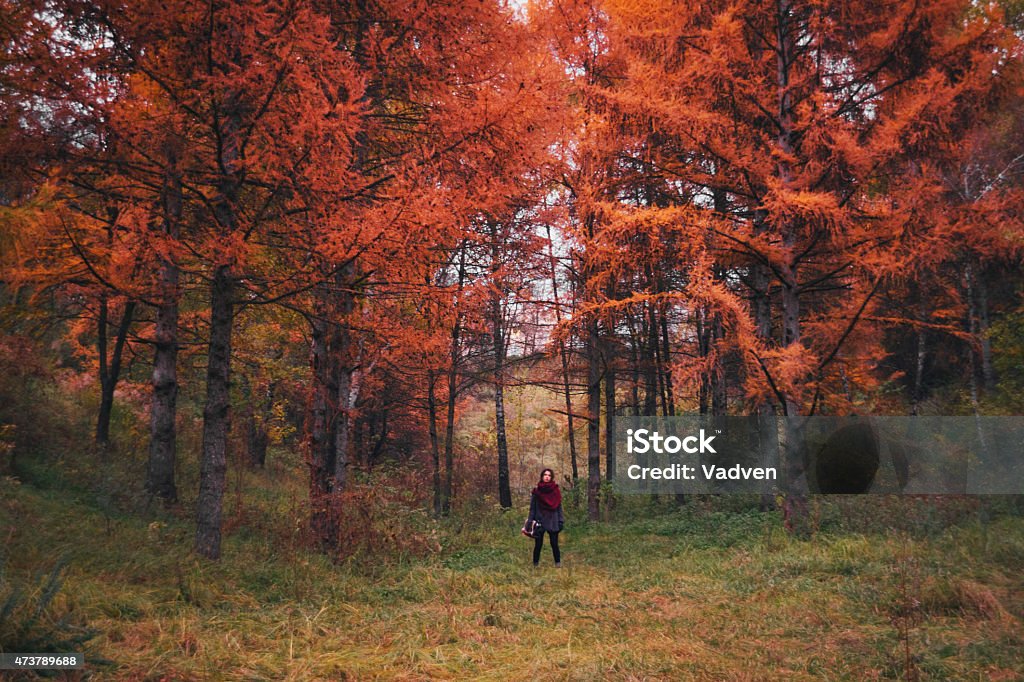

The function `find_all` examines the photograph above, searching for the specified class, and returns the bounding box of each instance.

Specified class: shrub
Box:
[0,555,98,655]
[330,464,442,565]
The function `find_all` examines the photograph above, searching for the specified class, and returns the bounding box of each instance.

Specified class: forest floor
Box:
[1,451,1023,681]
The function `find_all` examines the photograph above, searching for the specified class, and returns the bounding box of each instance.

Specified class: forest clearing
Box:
[2,384,1022,680]
[2,0,1023,678]
[3,444,1023,680]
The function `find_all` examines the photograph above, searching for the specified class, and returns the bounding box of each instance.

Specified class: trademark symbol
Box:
[716,430,722,434]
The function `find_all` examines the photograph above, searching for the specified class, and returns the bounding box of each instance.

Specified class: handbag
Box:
[521,518,544,538]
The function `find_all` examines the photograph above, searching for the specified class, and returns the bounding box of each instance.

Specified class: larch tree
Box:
[531,0,632,520]
[0,0,150,452]
[295,0,560,537]
[603,0,1019,525]
[80,0,366,559]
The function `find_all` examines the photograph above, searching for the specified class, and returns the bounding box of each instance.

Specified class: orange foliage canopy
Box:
[599,0,1022,414]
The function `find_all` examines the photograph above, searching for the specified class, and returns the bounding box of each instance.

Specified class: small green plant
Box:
[565,478,584,511]
[0,554,98,655]
[599,480,617,519]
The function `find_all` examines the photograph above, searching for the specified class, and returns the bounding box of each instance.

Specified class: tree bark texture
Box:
[146,150,182,503]
[96,297,135,444]
[195,265,235,559]
[587,316,601,521]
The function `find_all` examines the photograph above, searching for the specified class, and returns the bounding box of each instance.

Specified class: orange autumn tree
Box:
[929,83,1024,412]
[297,0,559,537]
[530,0,632,520]
[66,0,367,559]
[23,0,560,554]
[0,0,153,450]
[600,0,1019,520]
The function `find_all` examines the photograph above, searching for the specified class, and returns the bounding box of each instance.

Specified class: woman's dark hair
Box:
[539,468,555,483]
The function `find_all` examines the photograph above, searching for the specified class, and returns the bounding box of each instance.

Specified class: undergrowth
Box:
[1,449,1021,681]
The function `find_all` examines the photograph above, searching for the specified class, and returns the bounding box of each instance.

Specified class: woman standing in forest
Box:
[529,468,564,567]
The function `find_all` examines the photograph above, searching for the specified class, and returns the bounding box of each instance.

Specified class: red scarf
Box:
[533,481,562,510]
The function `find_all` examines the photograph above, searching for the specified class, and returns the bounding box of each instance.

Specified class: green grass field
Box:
[1,454,1022,681]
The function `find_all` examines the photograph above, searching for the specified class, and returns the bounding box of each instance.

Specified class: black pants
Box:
[533,530,560,564]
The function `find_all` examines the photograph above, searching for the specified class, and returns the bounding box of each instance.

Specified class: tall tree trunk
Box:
[195,265,235,559]
[659,302,675,416]
[241,376,272,469]
[753,265,777,511]
[753,263,772,342]
[443,327,460,516]
[698,307,710,415]
[546,225,579,483]
[711,312,727,415]
[775,0,809,529]
[195,78,242,558]
[654,319,668,415]
[427,371,442,517]
[697,306,728,415]
[96,294,109,440]
[442,243,467,516]
[975,269,995,393]
[586,315,602,521]
[752,232,776,511]
[308,282,338,549]
[334,360,352,489]
[603,331,615,482]
[491,228,512,509]
[96,297,135,444]
[626,313,641,417]
[965,263,990,459]
[147,281,179,502]
[912,295,927,415]
[708,194,728,418]
[332,264,357,493]
[779,269,809,521]
[559,339,579,484]
[604,275,617,483]
[643,301,660,416]
[146,150,182,503]
[494,335,512,509]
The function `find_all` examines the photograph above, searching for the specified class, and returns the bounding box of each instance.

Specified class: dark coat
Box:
[528,491,564,533]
